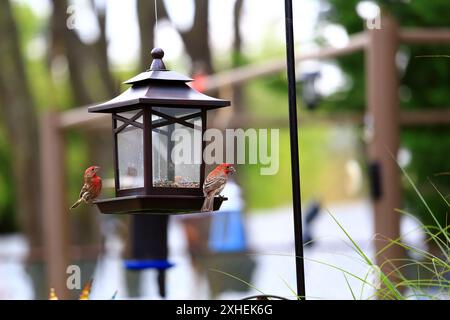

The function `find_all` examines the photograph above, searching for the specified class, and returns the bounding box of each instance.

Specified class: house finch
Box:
[201,163,235,212]
[70,166,102,210]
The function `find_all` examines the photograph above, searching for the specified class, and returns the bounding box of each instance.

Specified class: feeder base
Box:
[93,195,227,215]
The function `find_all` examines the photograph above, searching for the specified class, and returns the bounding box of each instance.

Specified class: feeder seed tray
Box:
[94,195,227,215]
[153,180,200,188]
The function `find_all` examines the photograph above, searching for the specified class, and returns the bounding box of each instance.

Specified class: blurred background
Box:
[0,0,449,299]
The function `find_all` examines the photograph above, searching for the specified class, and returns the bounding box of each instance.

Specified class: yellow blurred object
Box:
[49,288,58,300]
[79,279,93,300]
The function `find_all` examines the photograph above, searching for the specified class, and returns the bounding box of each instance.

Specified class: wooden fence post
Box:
[365,14,404,284]
[40,112,70,299]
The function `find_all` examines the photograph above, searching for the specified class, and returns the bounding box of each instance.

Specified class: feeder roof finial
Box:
[150,48,166,71]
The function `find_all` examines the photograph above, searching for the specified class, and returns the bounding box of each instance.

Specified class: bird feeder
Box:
[88,48,230,214]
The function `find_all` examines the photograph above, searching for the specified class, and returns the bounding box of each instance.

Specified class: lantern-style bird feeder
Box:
[89,48,230,214]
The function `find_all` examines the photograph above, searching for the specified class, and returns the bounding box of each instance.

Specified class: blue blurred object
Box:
[209,210,247,252]
[208,181,247,253]
[124,259,174,298]
[127,215,172,298]
[305,201,321,224]
[124,259,174,271]
[303,200,321,246]
[298,71,321,110]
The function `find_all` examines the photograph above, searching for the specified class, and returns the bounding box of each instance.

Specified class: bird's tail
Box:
[201,195,214,212]
[70,198,83,210]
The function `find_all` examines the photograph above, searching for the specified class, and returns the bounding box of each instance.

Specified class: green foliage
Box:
[325,0,450,230]
[0,2,43,234]
[402,49,450,110]
[66,132,89,207]
[0,128,16,233]
[402,128,450,232]
[239,128,292,210]
[12,2,56,110]
[245,77,289,118]
[239,77,367,210]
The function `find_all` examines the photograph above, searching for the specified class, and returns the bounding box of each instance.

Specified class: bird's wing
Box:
[203,176,227,195]
[79,184,89,198]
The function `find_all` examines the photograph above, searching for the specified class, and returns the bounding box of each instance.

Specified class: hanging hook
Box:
[154,0,159,47]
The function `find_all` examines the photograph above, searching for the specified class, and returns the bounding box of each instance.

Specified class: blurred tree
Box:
[323,0,450,234]
[232,0,245,114]
[0,132,16,234]
[178,0,213,74]
[137,0,168,70]
[92,1,117,98]
[137,0,213,74]
[49,0,117,245]
[0,0,41,241]
[50,0,92,105]
[50,0,117,105]
[232,0,244,65]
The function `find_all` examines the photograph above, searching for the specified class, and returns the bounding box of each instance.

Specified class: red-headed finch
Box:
[201,163,235,212]
[70,166,102,210]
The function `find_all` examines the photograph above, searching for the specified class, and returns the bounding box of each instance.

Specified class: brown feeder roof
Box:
[123,70,193,84]
[88,48,230,113]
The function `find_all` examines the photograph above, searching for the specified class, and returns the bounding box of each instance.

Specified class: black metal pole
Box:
[284,0,306,299]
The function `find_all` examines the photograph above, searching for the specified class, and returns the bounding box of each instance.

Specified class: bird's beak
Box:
[229,166,236,174]
[94,166,101,173]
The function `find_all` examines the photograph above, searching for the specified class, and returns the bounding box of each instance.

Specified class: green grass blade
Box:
[326,210,404,299]
[342,272,357,300]
[397,163,450,244]
[209,268,266,295]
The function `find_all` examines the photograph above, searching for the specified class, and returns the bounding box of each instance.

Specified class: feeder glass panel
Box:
[152,107,202,188]
[116,110,144,189]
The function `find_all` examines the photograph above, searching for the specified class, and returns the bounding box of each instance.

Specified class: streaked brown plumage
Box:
[70,166,102,210]
[201,163,235,212]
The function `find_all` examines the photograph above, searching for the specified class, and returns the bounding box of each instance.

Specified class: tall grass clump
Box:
[325,164,449,300]
[212,167,449,300]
